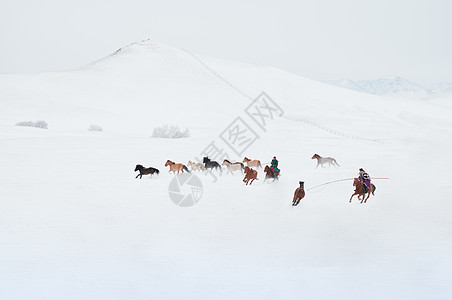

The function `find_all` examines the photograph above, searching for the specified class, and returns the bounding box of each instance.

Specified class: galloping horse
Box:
[350,178,376,203]
[134,164,159,179]
[203,157,222,172]
[187,160,205,172]
[264,165,279,182]
[311,154,340,168]
[293,181,305,206]
[243,166,258,185]
[222,159,244,174]
[242,157,262,169]
[165,160,190,174]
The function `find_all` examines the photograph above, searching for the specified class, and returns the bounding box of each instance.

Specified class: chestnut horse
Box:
[165,160,190,174]
[243,166,258,185]
[134,164,159,179]
[311,154,340,168]
[264,165,279,182]
[242,157,262,169]
[350,178,376,203]
[293,181,305,206]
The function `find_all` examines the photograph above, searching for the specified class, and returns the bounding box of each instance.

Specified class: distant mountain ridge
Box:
[325,76,452,97]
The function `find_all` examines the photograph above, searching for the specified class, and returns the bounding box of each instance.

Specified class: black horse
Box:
[134,164,159,179]
[203,157,222,172]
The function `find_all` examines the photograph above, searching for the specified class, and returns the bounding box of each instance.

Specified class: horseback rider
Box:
[358,168,371,193]
[270,156,280,177]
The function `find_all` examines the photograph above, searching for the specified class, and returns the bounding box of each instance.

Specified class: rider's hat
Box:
[359,168,364,171]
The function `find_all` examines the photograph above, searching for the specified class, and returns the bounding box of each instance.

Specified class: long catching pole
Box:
[306,177,389,191]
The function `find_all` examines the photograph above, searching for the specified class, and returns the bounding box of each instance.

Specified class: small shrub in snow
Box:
[152,125,190,138]
[88,124,103,132]
[15,120,48,129]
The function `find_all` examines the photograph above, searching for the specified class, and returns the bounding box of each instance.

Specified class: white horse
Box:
[187,160,206,172]
[222,159,245,174]
[311,154,340,168]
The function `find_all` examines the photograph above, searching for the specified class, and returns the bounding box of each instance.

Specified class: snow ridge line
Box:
[181,49,378,143]
[181,49,255,101]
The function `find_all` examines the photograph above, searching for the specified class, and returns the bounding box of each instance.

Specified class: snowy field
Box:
[1,41,451,299]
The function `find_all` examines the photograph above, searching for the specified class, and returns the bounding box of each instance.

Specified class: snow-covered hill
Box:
[1,40,451,299]
[326,76,452,97]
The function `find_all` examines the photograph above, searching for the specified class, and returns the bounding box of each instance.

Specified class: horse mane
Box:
[223,159,231,164]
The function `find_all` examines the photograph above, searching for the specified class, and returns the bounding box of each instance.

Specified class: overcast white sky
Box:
[0,0,451,83]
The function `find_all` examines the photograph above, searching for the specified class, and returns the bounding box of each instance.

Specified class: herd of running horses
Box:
[134,154,375,206]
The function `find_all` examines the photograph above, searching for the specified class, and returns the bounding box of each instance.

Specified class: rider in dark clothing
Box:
[271,156,280,176]
[358,168,371,193]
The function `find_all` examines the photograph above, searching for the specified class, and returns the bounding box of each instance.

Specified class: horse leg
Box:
[359,194,365,202]
[135,174,140,179]
[350,193,356,203]
[316,162,319,169]
[364,192,371,203]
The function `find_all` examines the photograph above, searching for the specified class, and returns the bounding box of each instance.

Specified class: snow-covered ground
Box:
[1,41,451,299]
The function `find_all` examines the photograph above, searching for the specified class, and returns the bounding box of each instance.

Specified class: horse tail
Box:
[155,168,160,174]
[183,165,190,173]
[258,161,262,168]
[241,163,245,170]
[333,159,340,167]
[372,184,376,195]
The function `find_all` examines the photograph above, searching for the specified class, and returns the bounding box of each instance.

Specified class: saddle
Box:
[271,166,280,176]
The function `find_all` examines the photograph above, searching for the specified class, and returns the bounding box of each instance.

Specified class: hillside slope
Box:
[0,40,451,299]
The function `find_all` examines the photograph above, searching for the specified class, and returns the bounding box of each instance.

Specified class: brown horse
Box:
[243,157,262,169]
[264,165,279,182]
[293,181,305,206]
[134,164,159,179]
[165,160,190,174]
[311,154,340,168]
[350,178,376,203]
[243,166,258,185]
